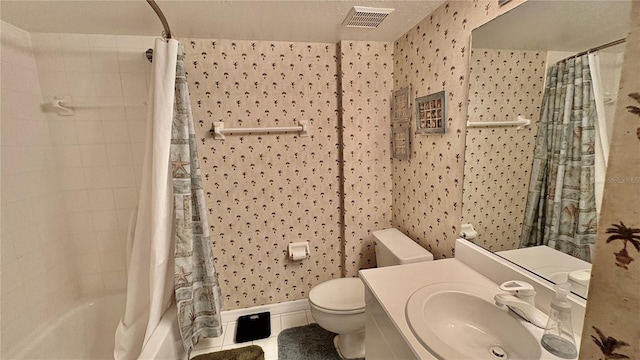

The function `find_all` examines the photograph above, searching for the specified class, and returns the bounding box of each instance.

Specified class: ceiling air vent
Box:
[342,6,395,28]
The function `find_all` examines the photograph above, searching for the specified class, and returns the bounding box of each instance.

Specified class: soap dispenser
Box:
[541,282,577,359]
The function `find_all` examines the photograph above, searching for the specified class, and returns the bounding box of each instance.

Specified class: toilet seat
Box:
[309,278,365,314]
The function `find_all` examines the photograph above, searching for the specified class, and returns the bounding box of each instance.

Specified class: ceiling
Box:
[0,1,444,43]
[472,0,632,52]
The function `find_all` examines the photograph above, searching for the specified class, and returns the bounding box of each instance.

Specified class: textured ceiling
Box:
[0,1,445,43]
[472,0,632,52]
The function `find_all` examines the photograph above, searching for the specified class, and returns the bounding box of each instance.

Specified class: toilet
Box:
[308,228,434,359]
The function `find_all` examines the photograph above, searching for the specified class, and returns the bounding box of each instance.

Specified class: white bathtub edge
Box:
[5,293,125,360]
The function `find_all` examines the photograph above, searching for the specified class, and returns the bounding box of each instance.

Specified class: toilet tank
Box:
[373,228,434,267]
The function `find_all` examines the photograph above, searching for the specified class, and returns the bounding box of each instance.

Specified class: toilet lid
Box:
[309,278,365,311]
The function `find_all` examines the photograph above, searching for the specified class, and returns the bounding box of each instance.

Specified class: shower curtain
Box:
[172,45,223,356]
[114,38,178,360]
[589,53,610,216]
[114,39,222,360]
[520,55,597,262]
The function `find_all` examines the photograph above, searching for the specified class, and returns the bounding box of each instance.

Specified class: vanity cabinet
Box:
[364,287,417,360]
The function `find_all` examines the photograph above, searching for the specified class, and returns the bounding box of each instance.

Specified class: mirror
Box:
[462,0,632,299]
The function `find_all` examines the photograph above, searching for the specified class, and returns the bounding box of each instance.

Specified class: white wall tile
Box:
[67,212,95,234]
[22,268,48,300]
[83,166,112,189]
[94,73,122,97]
[99,251,126,272]
[30,32,62,52]
[133,165,144,188]
[1,145,22,174]
[67,72,97,97]
[121,72,148,97]
[103,270,127,291]
[75,120,104,144]
[99,106,127,121]
[140,36,156,50]
[1,92,28,121]
[116,35,143,49]
[33,51,65,73]
[102,120,129,144]
[35,71,70,97]
[59,34,89,50]
[17,249,47,283]
[75,252,102,275]
[69,232,95,255]
[130,142,146,166]
[91,210,119,232]
[78,273,105,294]
[280,311,308,330]
[67,96,100,121]
[88,188,115,210]
[0,27,76,350]
[96,231,122,252]
[63,50,93,73]
[91,48,120,73]
[41,242,65,271]
[87,34,117,49]
[49,119,78,145]
[6,32,154,316]
[106,143,133,166]
[0,287,27,327]
[124,99,149,120]
[113,187,137,209]
[54,145,83,168]
[116,208,134,233]
[109,165,136,188]
[126,119,146,142]
[117,49,147,73]
[59,167,87,190]
[80,144,108,167]
[1,260,22,295]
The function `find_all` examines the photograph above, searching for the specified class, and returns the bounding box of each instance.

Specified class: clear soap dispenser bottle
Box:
[541,282,577,359]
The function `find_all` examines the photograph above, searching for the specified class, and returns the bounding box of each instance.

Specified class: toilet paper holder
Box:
[460,223,478,240]
[288,242,310,261]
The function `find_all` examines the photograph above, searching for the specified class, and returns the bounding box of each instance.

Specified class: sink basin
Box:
[406,283,541,360]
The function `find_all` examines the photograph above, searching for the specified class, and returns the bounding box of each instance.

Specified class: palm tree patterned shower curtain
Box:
[171,44,223,356]
[520,54,598,261]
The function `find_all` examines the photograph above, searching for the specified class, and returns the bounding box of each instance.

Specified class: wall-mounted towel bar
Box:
[45,96,147,116]
[467,115,531,130]
[211,121,309,140]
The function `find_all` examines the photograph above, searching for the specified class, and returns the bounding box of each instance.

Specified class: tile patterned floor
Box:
[190,309,316,360]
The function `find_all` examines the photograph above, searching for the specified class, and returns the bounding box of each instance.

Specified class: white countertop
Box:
[360,258,502,359]
[359,258,578,360]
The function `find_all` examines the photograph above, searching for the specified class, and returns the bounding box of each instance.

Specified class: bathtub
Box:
[138,303,186,360]
[7,294,125,360]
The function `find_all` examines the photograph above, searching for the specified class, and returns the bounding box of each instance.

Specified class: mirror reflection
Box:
[462,0,632,299]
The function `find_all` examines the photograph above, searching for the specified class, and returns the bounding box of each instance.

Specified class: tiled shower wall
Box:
[0,22,79,354]
[462,49,545,251]
[29,32,155,294]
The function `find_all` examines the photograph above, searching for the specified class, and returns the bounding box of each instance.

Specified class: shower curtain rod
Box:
[561,38,626,62]
[146,0,172,39]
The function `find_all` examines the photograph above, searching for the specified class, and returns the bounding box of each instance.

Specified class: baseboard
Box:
[220,299,310,323]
